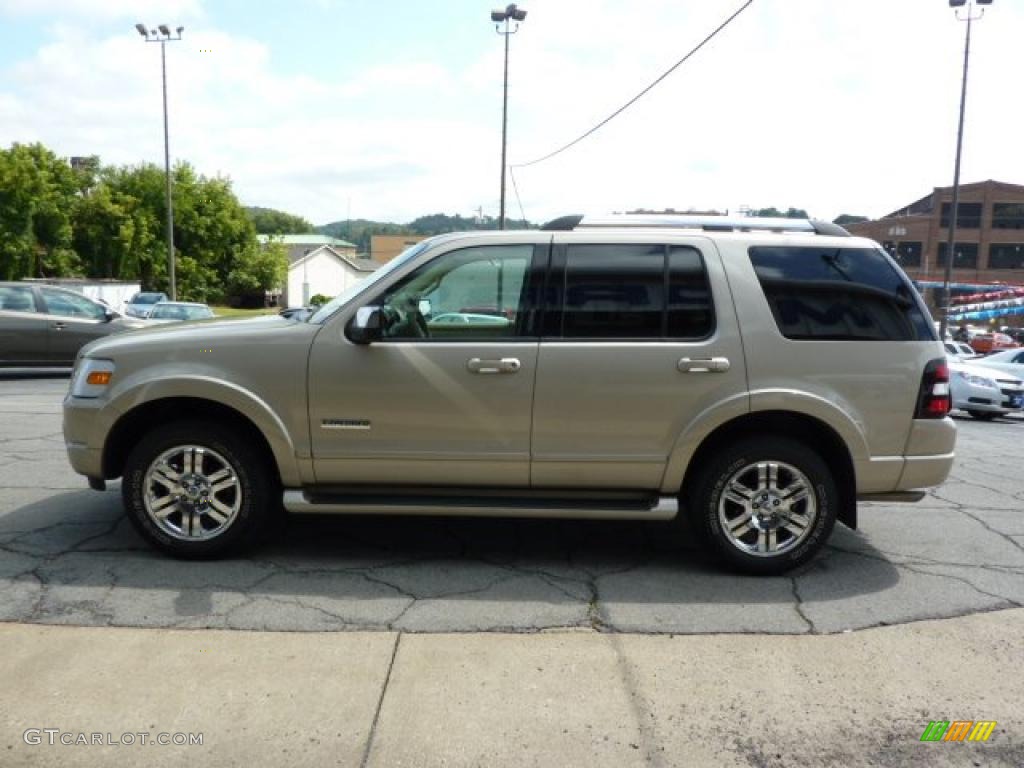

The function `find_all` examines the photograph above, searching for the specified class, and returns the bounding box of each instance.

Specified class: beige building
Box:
[845,180,1024,285]
[370,234,429,265]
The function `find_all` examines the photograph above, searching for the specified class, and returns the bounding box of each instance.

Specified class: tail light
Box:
[915,358,951,419]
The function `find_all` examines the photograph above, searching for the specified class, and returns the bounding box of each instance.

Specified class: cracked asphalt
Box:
[2,376,1023,635]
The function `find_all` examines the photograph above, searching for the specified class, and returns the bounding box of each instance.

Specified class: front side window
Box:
[558,244,714,340]
[377,244,535,340]
[0,285,37,313]
[749,246,933,341]
[40,288,106,320]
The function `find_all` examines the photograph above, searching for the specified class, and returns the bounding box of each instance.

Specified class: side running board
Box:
[282,490,679,521]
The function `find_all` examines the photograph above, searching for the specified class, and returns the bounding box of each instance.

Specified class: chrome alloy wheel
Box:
[717,461,818,558]
[142,445,242,541]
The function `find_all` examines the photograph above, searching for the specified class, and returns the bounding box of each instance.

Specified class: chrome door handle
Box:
[467,357,521,374]
[52,322,67,331]
[678,357,730,373]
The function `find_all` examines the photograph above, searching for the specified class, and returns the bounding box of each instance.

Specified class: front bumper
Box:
[62,394,111,480]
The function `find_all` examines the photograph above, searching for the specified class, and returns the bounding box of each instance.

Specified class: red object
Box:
[916,359,951,419]
[969,333,1019,354]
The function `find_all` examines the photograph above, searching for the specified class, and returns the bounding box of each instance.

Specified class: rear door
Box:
[530,233,748,490]
[0,284,48,365]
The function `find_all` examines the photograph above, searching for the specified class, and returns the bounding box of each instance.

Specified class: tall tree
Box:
[247,206,314,235]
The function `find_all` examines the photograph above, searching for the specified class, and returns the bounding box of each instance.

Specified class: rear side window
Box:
[559,244,714,339]
[748,246,933,341]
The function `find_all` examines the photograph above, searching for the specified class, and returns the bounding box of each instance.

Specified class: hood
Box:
[949,360,1021,385]
[80,314,295,359]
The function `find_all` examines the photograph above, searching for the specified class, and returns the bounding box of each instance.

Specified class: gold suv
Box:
[63,215,956,574]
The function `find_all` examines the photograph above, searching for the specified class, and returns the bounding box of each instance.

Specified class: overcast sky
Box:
[0,0,1020,226]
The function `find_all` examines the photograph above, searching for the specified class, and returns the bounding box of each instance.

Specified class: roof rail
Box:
[541,214,850,237]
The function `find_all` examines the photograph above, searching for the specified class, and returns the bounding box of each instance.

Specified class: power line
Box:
[509,166,527,224]
[511,0,755,170]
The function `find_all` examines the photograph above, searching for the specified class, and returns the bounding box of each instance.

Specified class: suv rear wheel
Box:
[122,421,275,558]
[689,437,837,575]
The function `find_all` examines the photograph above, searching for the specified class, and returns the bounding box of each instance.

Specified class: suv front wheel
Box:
[122,421,275,558]
[689,437,837,575]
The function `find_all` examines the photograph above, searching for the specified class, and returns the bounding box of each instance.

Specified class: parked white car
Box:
[973,348,1024,378]
[123,291,168,318]
[947,359,1024,420]
[943,341,980,361]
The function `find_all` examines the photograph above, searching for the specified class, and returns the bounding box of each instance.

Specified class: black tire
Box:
[122,421,276,559]
[967,411,997,421]
[687,437,837,575]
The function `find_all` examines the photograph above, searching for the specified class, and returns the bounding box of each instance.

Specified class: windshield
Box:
[134,293,165,304]
[309,238,435,323]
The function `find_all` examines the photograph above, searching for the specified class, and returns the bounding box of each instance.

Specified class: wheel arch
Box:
[676,410,858,530]
[102,396,293,487]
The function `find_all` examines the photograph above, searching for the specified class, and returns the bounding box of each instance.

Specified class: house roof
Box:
[257,233,358,249]
[287,245,378,274]
[884,180,1024,219]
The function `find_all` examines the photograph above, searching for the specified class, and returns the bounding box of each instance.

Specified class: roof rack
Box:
[541,214,850,237]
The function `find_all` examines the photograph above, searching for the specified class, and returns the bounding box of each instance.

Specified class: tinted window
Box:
[563,245,664,338]
[940,202,982,229]
[992,203,1024,230]
[667,247,714,338]
[748,246,933,341]
[937,242,979,269]
[0,285,37,313]
[988,244,1024,270]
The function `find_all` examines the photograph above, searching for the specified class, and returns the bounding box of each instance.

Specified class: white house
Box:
[285,245,377,308]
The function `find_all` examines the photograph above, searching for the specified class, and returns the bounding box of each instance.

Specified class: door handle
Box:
[678,357,730,373]
[467,357,521,374]
[52,322,67,331]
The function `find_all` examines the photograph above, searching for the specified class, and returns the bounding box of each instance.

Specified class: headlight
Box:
[70,359,116,398]
[956,371,996,389]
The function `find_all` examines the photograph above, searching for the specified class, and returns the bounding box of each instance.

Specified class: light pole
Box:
[136,23,184,300]
[938,0,991,340]
[491,4,527,230]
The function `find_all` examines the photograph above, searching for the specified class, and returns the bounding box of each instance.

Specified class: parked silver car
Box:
[0,282,146,367]
[123,291,169,318]
[948,358,1024,420]
[63,215,956,574]
[144,301,215,324]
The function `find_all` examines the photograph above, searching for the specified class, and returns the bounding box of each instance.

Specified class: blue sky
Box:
[1,1,1022,226]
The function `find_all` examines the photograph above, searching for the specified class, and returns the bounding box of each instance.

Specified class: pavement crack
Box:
[359,633,401,768]
[790,576,815,634]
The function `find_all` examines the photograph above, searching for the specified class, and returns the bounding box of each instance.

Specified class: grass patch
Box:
[210,305,279,318]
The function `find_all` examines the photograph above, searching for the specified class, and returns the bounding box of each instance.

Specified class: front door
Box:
[530,234,747,490]
[38,287,111,365]
[308,241,545,487]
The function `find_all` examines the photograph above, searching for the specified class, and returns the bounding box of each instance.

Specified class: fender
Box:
[101,371,304,487]
[660,389,871,494]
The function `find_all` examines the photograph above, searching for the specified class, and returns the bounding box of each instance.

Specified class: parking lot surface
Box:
[1,376,1023,635]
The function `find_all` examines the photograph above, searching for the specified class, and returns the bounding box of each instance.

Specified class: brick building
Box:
[845,180,1024,285]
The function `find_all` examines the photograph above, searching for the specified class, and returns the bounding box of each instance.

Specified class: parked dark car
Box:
[0,282,147,367]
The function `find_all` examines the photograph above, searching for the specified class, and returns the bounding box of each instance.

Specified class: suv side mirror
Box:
[103,308,116,322]
[347,306,384,344]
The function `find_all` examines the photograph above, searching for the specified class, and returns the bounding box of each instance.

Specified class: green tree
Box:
[833,214,869,226]
[750,207,809,219]
[0,142,80,279]
[247,206,314,235]
[227,239,287,298]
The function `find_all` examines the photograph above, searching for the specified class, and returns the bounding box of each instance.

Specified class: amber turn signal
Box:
[86,371,112,386]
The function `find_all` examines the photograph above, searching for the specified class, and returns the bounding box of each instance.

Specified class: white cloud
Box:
[1,0,1021,225]
[0,0,203,21]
